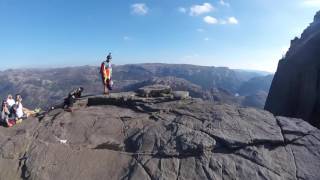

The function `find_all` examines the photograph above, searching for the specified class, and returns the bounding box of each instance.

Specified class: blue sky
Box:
[0,0,319,72]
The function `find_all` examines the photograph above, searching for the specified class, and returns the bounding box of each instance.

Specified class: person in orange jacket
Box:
[100,53,113,95]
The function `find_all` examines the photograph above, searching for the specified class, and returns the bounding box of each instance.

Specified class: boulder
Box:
[136,84,172,97]
[172,91,190,100]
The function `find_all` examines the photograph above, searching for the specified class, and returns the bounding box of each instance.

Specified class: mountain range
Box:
[0,64,273,109]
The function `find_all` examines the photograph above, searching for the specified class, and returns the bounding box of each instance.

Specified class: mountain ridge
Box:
[0,63,273,109]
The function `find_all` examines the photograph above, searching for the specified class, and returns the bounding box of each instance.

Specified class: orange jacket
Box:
[100,62,112,80]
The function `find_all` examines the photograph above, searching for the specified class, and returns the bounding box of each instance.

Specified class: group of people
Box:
[1,94,37,127]
[0,53,113,128]
[51,52,112,112]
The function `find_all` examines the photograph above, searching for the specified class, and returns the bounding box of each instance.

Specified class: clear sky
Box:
[0,0,319,72]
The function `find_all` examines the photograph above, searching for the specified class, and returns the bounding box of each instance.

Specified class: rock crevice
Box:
[0,85,319,179]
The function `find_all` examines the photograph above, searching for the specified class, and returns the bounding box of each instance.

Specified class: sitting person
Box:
[14,94,39,118]
[63,87,84,112]
[1,101,12,127]
[6,94,15,108]
[14,94,27,121]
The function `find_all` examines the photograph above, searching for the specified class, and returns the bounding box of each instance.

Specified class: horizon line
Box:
[0,63,275,74]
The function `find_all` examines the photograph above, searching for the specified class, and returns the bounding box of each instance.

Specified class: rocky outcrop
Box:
[136,84,172,98]
[265,11,320,128]
[0,86,319,180]
[123,76,241,104]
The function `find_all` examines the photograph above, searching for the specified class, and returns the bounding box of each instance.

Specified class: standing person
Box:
[100,53,113,95]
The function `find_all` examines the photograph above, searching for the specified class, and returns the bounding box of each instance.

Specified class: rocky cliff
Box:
[265,11,320,128]
[0,86,319,180]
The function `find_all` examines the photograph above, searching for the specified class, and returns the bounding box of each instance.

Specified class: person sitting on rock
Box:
[1,100,12,127]
[13,94,39,120]
[13,94,28,123]
[6,94,15,108]
[100,53,113,95]
[63,87,84,112]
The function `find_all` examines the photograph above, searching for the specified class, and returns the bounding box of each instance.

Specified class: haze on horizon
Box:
[0,0,319,72]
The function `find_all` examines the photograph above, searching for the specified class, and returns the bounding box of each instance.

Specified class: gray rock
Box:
[172,91,190,100]
[276,116,320,180]
[136,84,172,97]
[265,10,320,128]
[0,91,319,180]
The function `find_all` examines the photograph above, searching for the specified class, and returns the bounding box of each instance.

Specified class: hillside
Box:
[238,75,273,96]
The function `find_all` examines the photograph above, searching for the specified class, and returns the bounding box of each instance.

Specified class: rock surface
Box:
[124,76,244,105]
[265,11,320,128]
[0,88,319,180]
[136,84,172,97]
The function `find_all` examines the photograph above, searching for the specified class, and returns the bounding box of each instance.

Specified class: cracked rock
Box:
[0,91,319,180]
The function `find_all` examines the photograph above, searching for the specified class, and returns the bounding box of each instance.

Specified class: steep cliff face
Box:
[0,86,319,180]
[265,11,320,128]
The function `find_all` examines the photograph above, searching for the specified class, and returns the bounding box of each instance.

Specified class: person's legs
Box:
[64,96,74,111]
[4,116,10,127]
[8,112,16,127]
[106,79,112,93]
[6,114,16,127]
[2,111,11,127]
[104,78,109,95]
[23,108,37,117]
[102,75,107,94]
[104,84,108,94]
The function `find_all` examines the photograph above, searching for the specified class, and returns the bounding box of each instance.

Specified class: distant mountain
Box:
[116,63,259,93]
[238,75,274,96]
[0,63,273,109]
[265,11,320,128]
[0,66,101,109]
[233,69,273,77]
[242,91,269,109]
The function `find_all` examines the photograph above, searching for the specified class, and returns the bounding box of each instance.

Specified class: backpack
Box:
[100,62,105,74]
[105,63,112,80]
